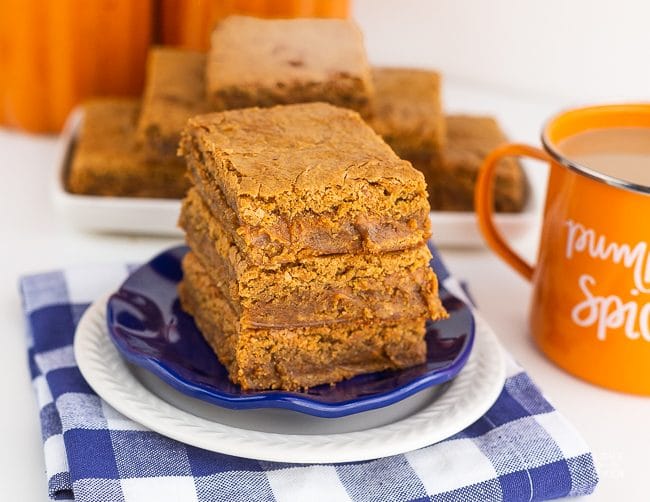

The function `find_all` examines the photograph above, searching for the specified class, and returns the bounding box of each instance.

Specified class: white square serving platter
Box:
[52,108,540,246]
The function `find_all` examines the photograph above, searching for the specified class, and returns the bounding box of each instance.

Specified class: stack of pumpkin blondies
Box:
[177,102,447,390]
[173,17,446,390]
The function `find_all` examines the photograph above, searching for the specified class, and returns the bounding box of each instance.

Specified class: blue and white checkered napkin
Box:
[20,246,598,502]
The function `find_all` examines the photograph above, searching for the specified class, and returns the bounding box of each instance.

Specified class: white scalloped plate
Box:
[75,296,505,463]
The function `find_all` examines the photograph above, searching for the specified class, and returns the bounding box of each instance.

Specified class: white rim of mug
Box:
[540,104,650,196]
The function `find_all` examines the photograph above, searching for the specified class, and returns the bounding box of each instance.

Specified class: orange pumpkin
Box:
[159,0,350,51]
[0,0,153,133]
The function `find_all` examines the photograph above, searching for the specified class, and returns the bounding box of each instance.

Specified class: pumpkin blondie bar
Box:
[68,99,189,198]
[369,67,445,159]
[369,67,446,208]
[206,16,374,116]
[179,102,431,266]
[438,115,527,212]
[136,48,211,158]
[179,252,429,391]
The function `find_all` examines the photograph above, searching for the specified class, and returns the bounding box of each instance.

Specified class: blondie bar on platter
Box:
[206,16,374,116]
[68,99,188,198]
[370,67,445,158]
[439,115,527,212]
[136,48,210,158]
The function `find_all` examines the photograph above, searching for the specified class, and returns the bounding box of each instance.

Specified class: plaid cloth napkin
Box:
[20,246,598,502]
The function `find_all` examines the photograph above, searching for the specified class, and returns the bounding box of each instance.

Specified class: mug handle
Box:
[474,143,552,281]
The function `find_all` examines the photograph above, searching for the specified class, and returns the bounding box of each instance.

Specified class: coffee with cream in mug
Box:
[475,104,650,395]
[557,127,650,187]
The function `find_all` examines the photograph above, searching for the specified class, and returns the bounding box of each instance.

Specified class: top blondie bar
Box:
[206,16,374,116]
[180,102,431,265]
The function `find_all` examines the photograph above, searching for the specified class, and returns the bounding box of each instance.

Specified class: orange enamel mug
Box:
[475,104,650,395]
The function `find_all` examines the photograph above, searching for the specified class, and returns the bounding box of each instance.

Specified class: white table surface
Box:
[1,80,647,501]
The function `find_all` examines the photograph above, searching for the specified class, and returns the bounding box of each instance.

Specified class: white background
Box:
[355,0,650,104]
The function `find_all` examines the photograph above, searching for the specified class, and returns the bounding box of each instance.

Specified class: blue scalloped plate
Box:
[106,245,475,418]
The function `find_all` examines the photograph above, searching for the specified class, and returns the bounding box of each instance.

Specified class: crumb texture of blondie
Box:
[206,16,374,115]
[179,253,428,391]
[67,99,189,198]
[179,190,446,328]
[136,48,210,157]
[180,102,431,263]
